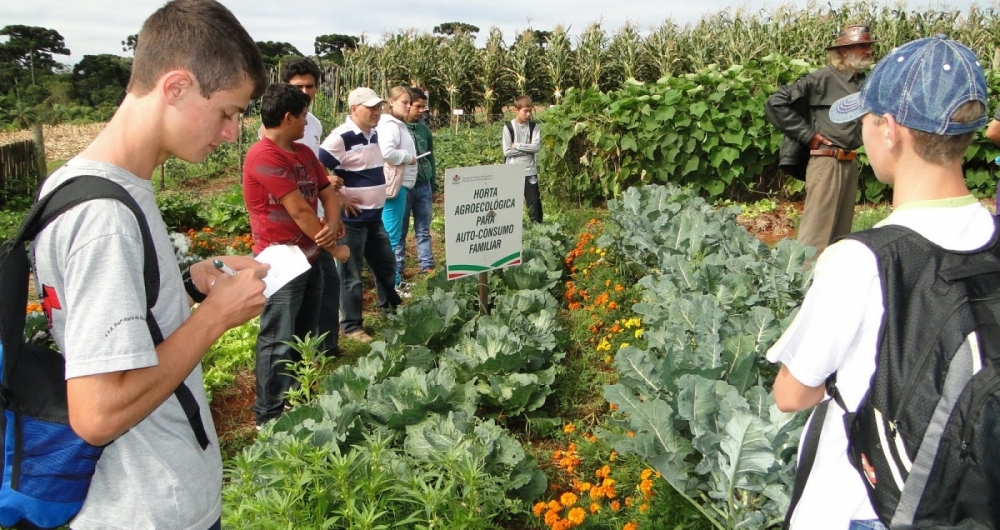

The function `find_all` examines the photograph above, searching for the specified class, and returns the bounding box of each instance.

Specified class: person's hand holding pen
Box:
[188,256,269,327]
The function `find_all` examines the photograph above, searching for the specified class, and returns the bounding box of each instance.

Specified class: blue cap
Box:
[829,35,988,135]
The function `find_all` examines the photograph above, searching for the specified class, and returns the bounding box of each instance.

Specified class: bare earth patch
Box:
[0,123,106,162]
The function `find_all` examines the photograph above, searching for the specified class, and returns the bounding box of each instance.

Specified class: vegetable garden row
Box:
[214,183,814,529]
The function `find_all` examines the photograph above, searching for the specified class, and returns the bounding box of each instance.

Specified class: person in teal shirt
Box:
[401,87,437,273]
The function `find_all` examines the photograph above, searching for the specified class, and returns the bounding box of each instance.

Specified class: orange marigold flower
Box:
[567,507,585,525]
[560,492,578,507]
[639,503,649,513]
[610,500,621,512]
[625,497,633,507]
[533,502,547,516]
[627,431,635,437]
[577,481,592,492]
[610,451,618,461]
[641,469,654,480]
[608,301,618,310]
[623,522,638,530]
[589,502,600,514]
[595,465,610,479]
[609,403,618,411]
[563,423,576,434]
[544,509,561,526]
[548,500,562,513]
[639,479,653,497]
[615,284,624,292]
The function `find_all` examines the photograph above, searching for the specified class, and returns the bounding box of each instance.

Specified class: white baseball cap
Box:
[347,87,384,108]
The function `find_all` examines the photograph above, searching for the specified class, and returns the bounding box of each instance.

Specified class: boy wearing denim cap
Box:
[767,35,991,530]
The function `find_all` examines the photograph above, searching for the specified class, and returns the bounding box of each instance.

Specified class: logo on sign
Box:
[452,174,461,184]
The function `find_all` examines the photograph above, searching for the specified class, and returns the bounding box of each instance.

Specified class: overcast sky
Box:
[0,0,985,65]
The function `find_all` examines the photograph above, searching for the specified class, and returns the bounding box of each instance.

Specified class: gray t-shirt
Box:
[32,158,222,530]
[502,119,541,177]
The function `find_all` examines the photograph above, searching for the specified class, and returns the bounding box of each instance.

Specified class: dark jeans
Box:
[316,251,341,357]
[401,180,435,271]
[338,220,401,333]
[525,175,543,223]
[253,261,322,425]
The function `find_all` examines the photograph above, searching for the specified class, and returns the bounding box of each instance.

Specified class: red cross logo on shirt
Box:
[41,284,61,327]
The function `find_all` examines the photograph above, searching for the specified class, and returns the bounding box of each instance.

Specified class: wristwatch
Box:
[182,268,207,303]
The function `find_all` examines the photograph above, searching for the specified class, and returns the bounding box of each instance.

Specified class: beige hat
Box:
[826,24,878,50]
[347,87,384,108]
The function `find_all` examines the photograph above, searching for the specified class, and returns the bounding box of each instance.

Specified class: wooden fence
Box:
[0,140,39,207]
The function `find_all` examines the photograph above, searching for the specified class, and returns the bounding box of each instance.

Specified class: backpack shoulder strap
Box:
[23,176,160,314]
[783,399,831,529]
[528,120,536,138]
[21,176,210,450]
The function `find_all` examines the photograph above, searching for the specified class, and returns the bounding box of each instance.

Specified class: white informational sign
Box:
[452,109,464,115]
[445,164,524,280]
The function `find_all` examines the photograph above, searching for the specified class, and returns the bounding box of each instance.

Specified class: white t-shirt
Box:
[33,159,222,530]
[766,197,995,529]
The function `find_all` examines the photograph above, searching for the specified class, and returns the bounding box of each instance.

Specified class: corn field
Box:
[300,1,1000,119]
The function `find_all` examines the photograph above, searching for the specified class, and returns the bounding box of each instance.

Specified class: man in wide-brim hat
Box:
[765,24,876,262]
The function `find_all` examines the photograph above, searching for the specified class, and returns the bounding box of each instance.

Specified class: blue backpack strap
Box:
[15,176,209,450]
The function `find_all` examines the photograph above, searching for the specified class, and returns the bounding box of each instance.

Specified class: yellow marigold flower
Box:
[577,481,592,492]
[589,502,600,514]
[623,521,638,530]
[533,502,547,516]
[596,465,610,479]
[619,342,629,349]
[635,328,644,338]
[605,279,611,287]
[604,355,612,364]
[560,492,578,507]
[567,507,586,525]
[564,423,576,434]
[610,500,621,512]
[610,451,617,461]
[641,469,653,480]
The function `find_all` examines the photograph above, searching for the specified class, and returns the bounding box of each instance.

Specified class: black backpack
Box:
[785,220,1000,529]
[0,175,209,529]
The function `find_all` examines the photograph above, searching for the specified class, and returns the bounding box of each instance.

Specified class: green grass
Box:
[852,203,893,232]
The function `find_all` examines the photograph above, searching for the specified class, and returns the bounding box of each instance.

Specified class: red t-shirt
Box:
[243,138,331,261]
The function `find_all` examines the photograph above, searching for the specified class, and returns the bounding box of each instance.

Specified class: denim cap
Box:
[829,35,988,135]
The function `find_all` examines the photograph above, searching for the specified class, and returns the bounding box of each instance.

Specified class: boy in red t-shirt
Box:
[243,83,347,427]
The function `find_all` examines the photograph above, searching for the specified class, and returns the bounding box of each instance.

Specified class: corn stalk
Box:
[478,27,511,120]
[543,25,575,104]
[576,23,609,89]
